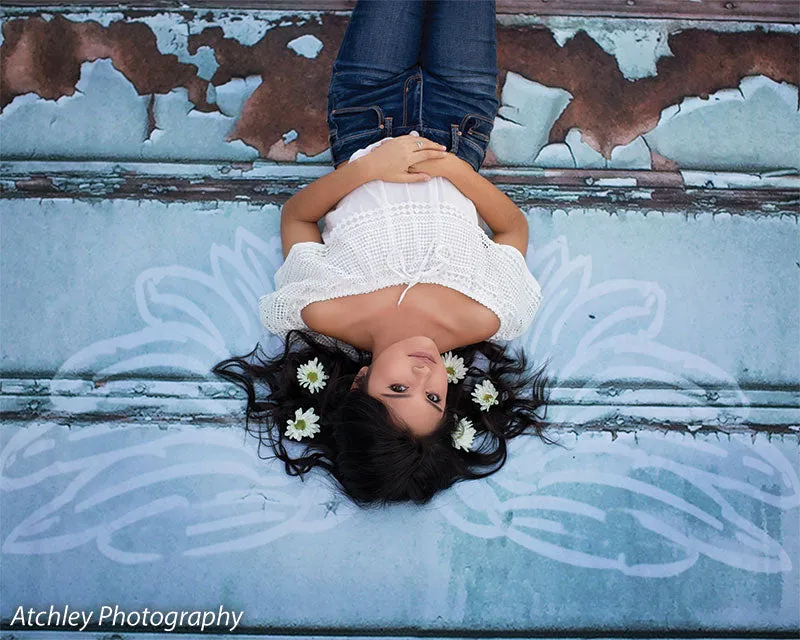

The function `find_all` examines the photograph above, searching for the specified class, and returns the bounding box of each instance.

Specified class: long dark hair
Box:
[211,330,559,507]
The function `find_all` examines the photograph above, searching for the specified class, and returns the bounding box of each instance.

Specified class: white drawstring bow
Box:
[384,204,452,307]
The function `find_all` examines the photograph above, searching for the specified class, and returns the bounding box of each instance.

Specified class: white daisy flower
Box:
[472,379,499,412]
[284,407,321,441]
[451,417,476,451]
[441,351,467,384]
[296,357,328,393]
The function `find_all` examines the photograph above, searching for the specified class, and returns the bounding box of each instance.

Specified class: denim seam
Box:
[467,129,490,142]
[402,74,420,127]
[459,133,486,155]
[328,104,386,142]
[332,129,383,146]
[423,127,450,136]
[460,112,493,141]
[418,71,424,129]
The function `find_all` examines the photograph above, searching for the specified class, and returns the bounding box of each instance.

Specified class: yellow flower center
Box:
[307,372,318,382]
[296,420,306,431]
[446,366,455,375]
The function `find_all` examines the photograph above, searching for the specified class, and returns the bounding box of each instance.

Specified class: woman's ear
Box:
[350,366,369,391]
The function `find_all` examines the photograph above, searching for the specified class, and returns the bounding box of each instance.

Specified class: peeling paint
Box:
[548,20,674,80]
[213,74,262,119]
[6,375,798,433]
[645,75,800,171]
[679,170,799,189]
[295,146,333,165]
[286,33,323,59]
[192,10,322,47]
[500,14,799,68]
[594,177,639,187]
[3,160,796,215]
[1,58,150,158]
[62,11,127,28]
[0,16,211,110]
[500,14,799,80]
[126,13,221,81]
[493,72,573,163]
[497,25,799,159]
[564,128,609,169]
[534,143,575,168]
[1,10,798,170]
[145,87,259,159]
[609,136,652,170]
[0,59,258,161]
[520,14,800,34]
[190,45,219,82]
[186,16,340,157]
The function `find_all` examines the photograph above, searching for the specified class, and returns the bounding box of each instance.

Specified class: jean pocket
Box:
[459,113,493,144]
[329,104,386,145]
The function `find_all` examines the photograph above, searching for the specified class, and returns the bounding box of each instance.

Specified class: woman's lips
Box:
[409,352,438,365]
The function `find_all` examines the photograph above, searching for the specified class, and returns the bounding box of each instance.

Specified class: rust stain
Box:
[497,26,799,158]
[0,13,797,164]
[0,16,212,110]
[650,151,680,172]
[188,17,342,158]
[146,93,156,139]
[267,137,301,162]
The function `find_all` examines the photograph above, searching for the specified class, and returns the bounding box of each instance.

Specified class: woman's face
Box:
[359,336,448,436]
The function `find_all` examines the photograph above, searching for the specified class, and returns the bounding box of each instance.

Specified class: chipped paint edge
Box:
[2,377,798,433]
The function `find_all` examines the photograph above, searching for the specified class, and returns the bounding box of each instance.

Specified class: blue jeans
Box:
[327,0,499,173]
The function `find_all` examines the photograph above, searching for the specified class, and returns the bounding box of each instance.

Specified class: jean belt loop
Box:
[450,124,460,154]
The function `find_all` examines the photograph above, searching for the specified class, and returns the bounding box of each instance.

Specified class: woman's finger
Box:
[411,140,448,152]
[403,171,432,182]
[404,134,447,150]
[413,149,450,162]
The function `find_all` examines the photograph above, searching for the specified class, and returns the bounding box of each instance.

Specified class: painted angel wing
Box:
[436,430,798,577]
[1,421,354,563]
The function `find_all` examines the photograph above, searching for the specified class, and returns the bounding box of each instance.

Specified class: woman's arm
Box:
[283,156,375,224]
[282,134,445,224]
[442,155,529,256]
[408,154,529,255]
[280,137,447,258]
[280,157,375,259]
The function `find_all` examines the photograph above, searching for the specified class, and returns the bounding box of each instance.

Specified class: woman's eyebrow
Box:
[380,393,444,414]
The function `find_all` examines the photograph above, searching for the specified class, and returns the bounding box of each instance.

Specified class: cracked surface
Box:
[498,27,799,157]
[0,12,798,166]
[0,16,212,110]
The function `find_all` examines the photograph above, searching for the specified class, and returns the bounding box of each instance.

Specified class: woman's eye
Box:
[427,393,441,403]
[389,384,408,393]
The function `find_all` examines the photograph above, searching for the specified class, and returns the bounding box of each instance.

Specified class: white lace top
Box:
[259,133,543,341]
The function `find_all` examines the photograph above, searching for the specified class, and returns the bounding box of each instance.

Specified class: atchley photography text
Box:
[9,604,244,632]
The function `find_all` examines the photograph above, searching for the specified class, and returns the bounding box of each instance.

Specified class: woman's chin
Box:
[400,335,440,352]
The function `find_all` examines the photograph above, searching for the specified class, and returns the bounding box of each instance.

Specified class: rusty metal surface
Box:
[1,1,798,23]
[2,166,799,215]
[1,4,799,636]
[0,10,797,171]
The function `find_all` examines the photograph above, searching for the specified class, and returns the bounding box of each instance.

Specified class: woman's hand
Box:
[407,152,467,180]
[360,133,449,183]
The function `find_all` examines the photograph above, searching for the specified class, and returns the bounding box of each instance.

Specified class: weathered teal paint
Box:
[0,424,797,632]
[1,5,798,637]
[1,10,798,171]
[2,198,798,386]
